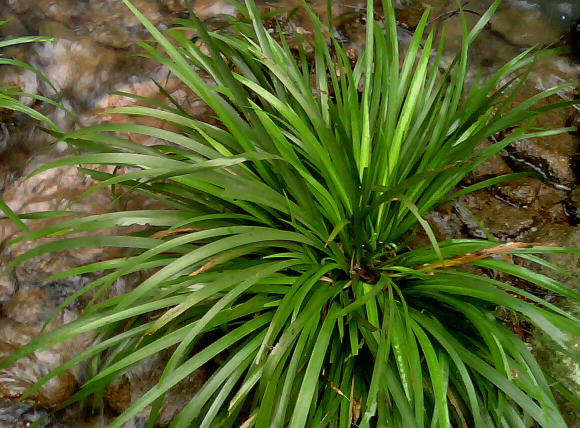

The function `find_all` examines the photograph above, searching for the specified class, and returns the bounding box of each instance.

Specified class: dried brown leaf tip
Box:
[350,395,362,423]
[189,255,225,277]
[150,227,200,239]
[418,242,557,272]
[239,413,257,428]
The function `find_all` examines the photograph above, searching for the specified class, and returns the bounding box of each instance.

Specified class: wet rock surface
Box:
[498,83,580,192]
[0,162,167,289]
[0,275,111,426]
[0,401,65,428]
[565,187,580,224]
[0,399,117,427]
[524,224,580,290]
[1,0,580,426]
[531,301,580,427]
[104,349,210,426]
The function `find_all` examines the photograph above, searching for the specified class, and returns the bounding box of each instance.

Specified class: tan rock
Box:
[193,0,238,20]
[0,284,92,408]
[33,37,117,102]
[104,349,209,426]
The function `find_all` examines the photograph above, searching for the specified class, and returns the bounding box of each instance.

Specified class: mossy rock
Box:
[532,301,580,427]
[527,224,580,291]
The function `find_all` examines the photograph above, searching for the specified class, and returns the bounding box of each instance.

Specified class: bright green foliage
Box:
[1,1,580,427]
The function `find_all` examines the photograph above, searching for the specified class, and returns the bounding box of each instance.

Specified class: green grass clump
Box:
[1,0,580,427]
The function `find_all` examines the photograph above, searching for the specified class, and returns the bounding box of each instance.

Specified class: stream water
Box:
[0,0,580,427]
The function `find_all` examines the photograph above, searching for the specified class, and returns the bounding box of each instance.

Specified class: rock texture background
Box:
[1,0,580,426]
